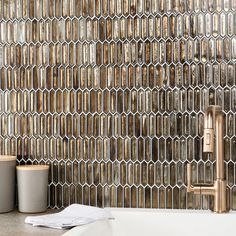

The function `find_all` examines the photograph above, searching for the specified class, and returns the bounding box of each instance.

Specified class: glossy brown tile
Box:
[0,0,235,210]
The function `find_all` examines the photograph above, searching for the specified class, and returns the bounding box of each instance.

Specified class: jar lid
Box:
[0,155,16,161]
[16,165,49,170]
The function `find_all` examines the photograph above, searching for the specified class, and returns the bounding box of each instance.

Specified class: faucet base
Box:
[213,180,228,213]
[213,210,228,214]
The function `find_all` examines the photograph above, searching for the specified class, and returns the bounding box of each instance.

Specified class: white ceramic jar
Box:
[0,155,16,213]
[17,165,49,213]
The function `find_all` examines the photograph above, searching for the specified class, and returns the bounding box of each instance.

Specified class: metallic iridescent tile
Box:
[1,0,235,210]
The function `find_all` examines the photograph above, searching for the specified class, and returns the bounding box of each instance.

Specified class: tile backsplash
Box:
[0,0,236,209]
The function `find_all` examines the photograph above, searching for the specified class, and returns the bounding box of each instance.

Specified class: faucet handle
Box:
[187,163,192,192]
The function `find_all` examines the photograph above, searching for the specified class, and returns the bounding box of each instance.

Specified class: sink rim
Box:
[104,207,236,215]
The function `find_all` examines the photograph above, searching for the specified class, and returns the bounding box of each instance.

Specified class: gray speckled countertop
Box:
[0,210,67,236]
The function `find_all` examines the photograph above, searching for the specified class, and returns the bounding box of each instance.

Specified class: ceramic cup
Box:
[17,165,49,213]
[0,155,16,213]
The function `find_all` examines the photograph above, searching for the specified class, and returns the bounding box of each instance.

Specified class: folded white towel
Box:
[25,204,114,229]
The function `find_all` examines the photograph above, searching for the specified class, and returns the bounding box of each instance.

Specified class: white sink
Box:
[63,208,236,236]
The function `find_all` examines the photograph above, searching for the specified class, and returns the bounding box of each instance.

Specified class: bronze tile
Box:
[1,0,235,210]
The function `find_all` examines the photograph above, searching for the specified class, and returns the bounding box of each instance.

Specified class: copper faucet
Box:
[187,105,228,213]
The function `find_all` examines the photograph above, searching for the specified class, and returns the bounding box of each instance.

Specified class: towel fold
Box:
[25,204,114,229]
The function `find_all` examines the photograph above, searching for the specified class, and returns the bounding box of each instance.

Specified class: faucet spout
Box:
[203,108,214,153]
[187,106,228,213]
[215,111,224,180]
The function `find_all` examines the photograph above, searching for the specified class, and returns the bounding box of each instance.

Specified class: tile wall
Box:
[0,0,236,209]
